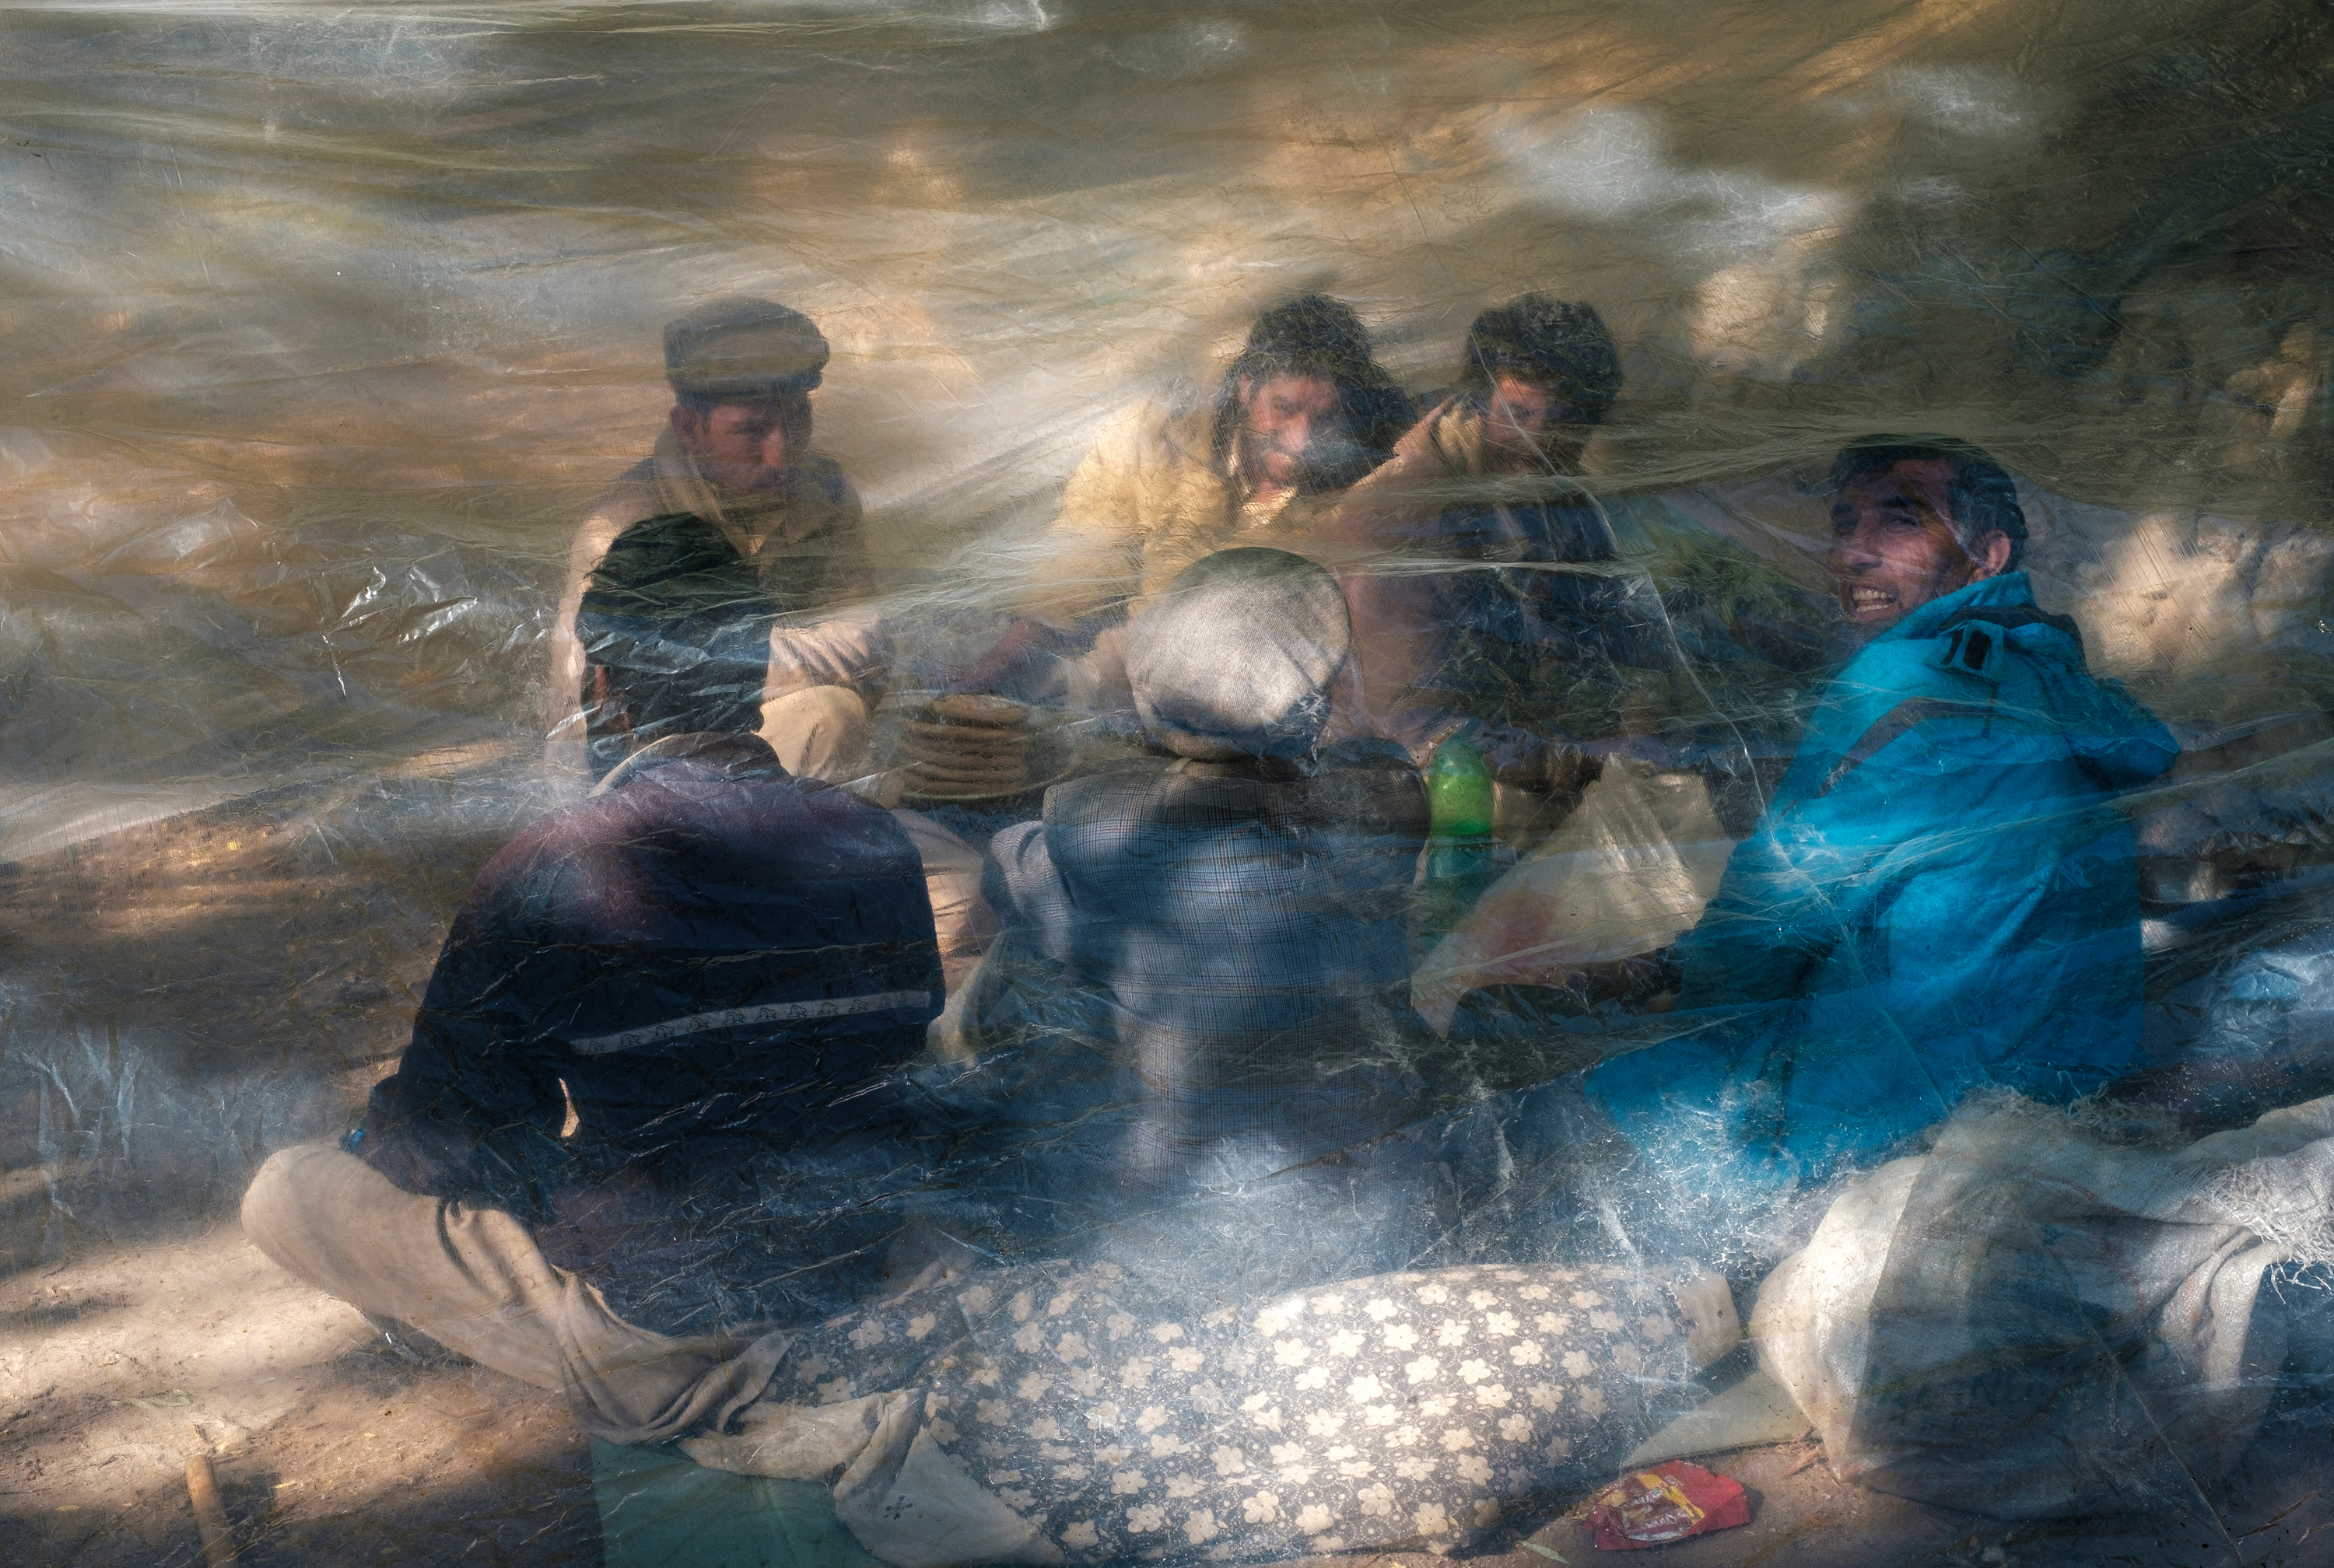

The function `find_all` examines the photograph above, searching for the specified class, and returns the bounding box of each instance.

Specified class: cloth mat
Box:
[594,1437,885,1568]
[1621,1369,1809,1468]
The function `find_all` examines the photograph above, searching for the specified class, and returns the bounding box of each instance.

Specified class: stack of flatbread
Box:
[898,695,1035,796]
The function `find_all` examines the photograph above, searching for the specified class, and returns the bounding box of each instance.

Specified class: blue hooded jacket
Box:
[1586,572,2178,1189]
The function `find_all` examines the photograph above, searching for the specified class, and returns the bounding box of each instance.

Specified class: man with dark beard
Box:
[1325,296,1661,828]
[958,293,1412,706]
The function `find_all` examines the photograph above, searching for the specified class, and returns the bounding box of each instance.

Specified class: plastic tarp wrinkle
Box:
[9,3,2334,1564]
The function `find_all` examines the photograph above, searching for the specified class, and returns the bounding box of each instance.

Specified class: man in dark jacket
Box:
[244,514,947,1441]
[1325,296,1670,830]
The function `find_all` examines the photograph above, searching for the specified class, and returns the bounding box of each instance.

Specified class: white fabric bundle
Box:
[1754,1094,2334,1517]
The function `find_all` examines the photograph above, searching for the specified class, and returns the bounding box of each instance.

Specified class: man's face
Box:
[671,396,809,493]
[1828,457,2005,637]
[1482,373,1591,474]
[1236,373,1344,489]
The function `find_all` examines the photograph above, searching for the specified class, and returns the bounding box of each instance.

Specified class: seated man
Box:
[1325,295,1663,830]
[962,293,1413,707]
[1582,436,2180,1198]
[963,548,1434,1194]
[548,296,884,784]
[245,513,948,1438]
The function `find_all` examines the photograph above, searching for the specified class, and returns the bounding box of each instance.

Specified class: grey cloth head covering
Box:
[1127,548,1351,760]
[664,296,829,401]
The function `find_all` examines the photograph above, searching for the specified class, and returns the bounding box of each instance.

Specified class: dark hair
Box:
[576,513,774,776]
[1211,293,1414,492]
[1829,436,2029,569]
[1459,295,1622,426]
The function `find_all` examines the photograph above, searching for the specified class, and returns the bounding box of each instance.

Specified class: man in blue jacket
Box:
[1583,436,2178,1199]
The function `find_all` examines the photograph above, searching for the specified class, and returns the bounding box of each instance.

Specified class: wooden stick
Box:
[186,1454,235,1567]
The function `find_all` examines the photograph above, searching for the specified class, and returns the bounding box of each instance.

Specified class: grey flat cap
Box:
[665,296,829,401]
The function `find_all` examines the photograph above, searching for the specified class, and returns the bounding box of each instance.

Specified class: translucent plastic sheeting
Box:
[7,2,2334,1566]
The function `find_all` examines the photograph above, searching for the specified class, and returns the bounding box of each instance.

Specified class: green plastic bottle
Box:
[1425,736,1495,842]
[1419,736,1499,946]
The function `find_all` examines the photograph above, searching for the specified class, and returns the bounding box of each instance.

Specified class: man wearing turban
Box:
[963,547,1433,1199]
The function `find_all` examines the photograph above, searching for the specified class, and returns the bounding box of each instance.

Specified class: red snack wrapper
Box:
[1583,1461,1751,1550]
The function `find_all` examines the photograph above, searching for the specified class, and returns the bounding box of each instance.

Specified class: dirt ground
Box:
[0,744,592,1565]
[8,753,2334,1568]
[0,1220,596,1567]
[13,1216,2334,1568]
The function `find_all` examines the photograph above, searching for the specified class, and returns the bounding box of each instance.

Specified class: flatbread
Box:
[906,781,1028,799]
[906,752,1029,776]
[909,740,1027,765]
[911,758,1029,779]
[901,761,1032,784]
[902,722,1031,753]
[909,758,1030,786]
[924,695,1031,728]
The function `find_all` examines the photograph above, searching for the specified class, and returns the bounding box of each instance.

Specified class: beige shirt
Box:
[546,426,880,765]
[1018,396,1346,629]
[1319,396,1605,554]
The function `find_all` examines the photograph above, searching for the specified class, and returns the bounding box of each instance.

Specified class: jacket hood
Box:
[1868,572,2176,789]
[1877,572,2066,652]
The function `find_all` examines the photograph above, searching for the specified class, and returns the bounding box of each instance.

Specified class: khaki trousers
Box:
[241,1143,787,1444]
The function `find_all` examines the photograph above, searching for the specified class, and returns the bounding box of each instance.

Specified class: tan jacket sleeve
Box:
[1017,409,1162,628]
[548,513,623,737]
[1316,397,1467,551]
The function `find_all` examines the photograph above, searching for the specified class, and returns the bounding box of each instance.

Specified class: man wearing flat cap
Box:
[549,297,885,783]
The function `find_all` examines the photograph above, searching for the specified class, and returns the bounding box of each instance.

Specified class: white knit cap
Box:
[1126,548,1351,760]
